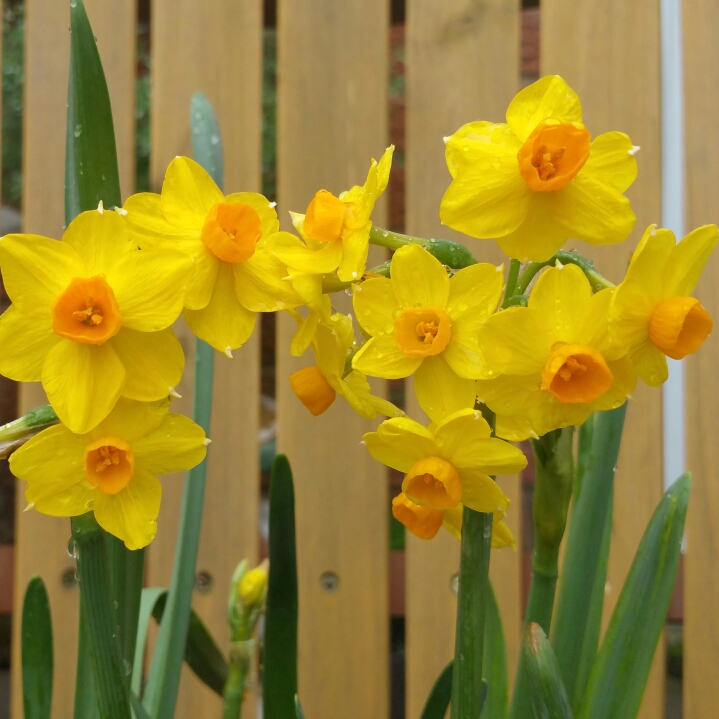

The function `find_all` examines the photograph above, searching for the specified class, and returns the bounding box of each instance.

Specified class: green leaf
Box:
[66,0,121,222]
[263,454,299,719]
[481,582,508,719]
[295,695,306,719]
[130,692,152,719]
[190,92,224,188]
[578,474,690,719]
[421,661,453,719]
[22,576,53,719]
[523,623,573,719]
[551,406,626,701]
[132,588,167,697]
[73,596,98,719]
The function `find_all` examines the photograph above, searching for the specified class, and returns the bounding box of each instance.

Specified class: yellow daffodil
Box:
[392,491,515,547]
[352,244,503,423]
[123,156,304,355]
[476,264,636,440]
[288,298,403,420]
[609,224,718,386]
[0,208,192,434]
[440,75,637,262]
[10,399,207,550]
[273,146,394,283]
[363,409,526,516]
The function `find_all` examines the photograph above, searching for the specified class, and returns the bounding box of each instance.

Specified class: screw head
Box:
[195,570,213,594]
[61,567,77,589]
[320,571,340,593]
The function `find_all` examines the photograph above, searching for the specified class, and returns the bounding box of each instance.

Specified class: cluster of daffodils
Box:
[1,75,715,551]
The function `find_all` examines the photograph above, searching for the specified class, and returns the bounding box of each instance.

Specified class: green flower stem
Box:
[502,259,521,306]
[509,427,574,719]
[450,507,492,719]
[322,260,391,294]
[0,405,58,459]
[368,226,478,269]
[222,641,254,719]
[71,513,131,719]
[143,339,215,719]
[516,250,614,295]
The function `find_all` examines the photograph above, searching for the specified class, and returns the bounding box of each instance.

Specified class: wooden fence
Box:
[7,1,719,718]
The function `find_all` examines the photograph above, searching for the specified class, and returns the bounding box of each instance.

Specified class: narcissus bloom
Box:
[274,146,394,283]
[610,224,718,386]
[288,299,403,420]
[0,208,192,434]
[352,244,503,423]
[476,264,636,440]
[440,75,637,262]
[392,491,515,547]
[10,399,207,550]
[363,409,526,515]
[124,156,304,355]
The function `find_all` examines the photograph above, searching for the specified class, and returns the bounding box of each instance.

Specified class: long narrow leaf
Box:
[420,662,453,719]
[263,454,299,719]
[481,582,508,719]
[523,624,573,719]
[22,577,53,719]
[578,474,690,719]
[190,92,224,187]
[132,588,167,696]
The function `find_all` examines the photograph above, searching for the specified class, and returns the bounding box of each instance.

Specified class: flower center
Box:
[52,275,122,345]
[303,190,347,243]
[289,365,337,416]
[202,202,262,263]
[517,121,591,192]
[648,297,713,360]
[394,307,452,358]
[403,456,462,510]
[541,343,613,404]
[83,436,134,494]
[392,493,444,540]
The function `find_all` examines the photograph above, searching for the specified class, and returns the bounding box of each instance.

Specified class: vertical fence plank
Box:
[404,2,520,715]
[147,1,262,716]
[11,2,136,718]
[684,0,719,715]
[541,2,665,716]
[276,2,389,718]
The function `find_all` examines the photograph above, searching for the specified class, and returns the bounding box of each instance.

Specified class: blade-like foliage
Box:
[22,576,53,719]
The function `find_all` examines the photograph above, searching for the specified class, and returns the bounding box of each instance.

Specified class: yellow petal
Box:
[446,263,503,323]
[593,357,636,410]
[110,327,184,401]
[62,209,135,275]
[549,172,636,246]
[478,307,551,376]
[576,288,617,358]
[10,424,87,480]
[476,374,540,417]
[272,234,343,274]
[524,391,593,437]
[93,397,170,442]
[414,355,477,424]
[375,145,394,195]
[185,244,220,310]
[506,75,582,142]
[338,371,402,421]
[185,263,257,352]
[442,322,488,379]
[43,339,125,434]
[442,506,463,540]
[629,341,669,387]
[312,321,346,380]
[107,248,193,331]
[132,413,207,474]
[26,479,94,517]
[224,192,280,238]
[529,264,592,343]
[160,156,223,229]
[494,413,534,442]
[235,248,303,312]
[583,132,638,193]
[337,223,372,282]
[362,417,440,472]
[93,465,161,550]
[0,305,58,381]
[390,244,450,309]
[0,234,83,316]
[663,224,719,298]
[290,307,321,357]
[352,277,400,337]
[458,469,510,513]
[492,515,516,549]
[352,335,422,379]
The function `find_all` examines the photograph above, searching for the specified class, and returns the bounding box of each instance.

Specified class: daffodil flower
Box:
[363,409,526,516]
[392,491,515,547]
[288,299,403,420]
[609,224,718,386]
[476,264,636,440]
[0,208,192,434]
[10,399,207,550]
[440,75,637,262]
[273,146,394,284]
[352,244,503,423]
[123,156,305,355]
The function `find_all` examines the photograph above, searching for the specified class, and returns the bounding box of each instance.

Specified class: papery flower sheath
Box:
[440,75,637,262]
[123,156,305,355]
[0,208,192,433]
[10,399,207,550]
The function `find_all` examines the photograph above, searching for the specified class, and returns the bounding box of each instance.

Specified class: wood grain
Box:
[276,1,390,717]
[683,0,719,715]
[541,1,665,715]
[404,2,520,715]
[11,1,136,717]
[147,1,262,716]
